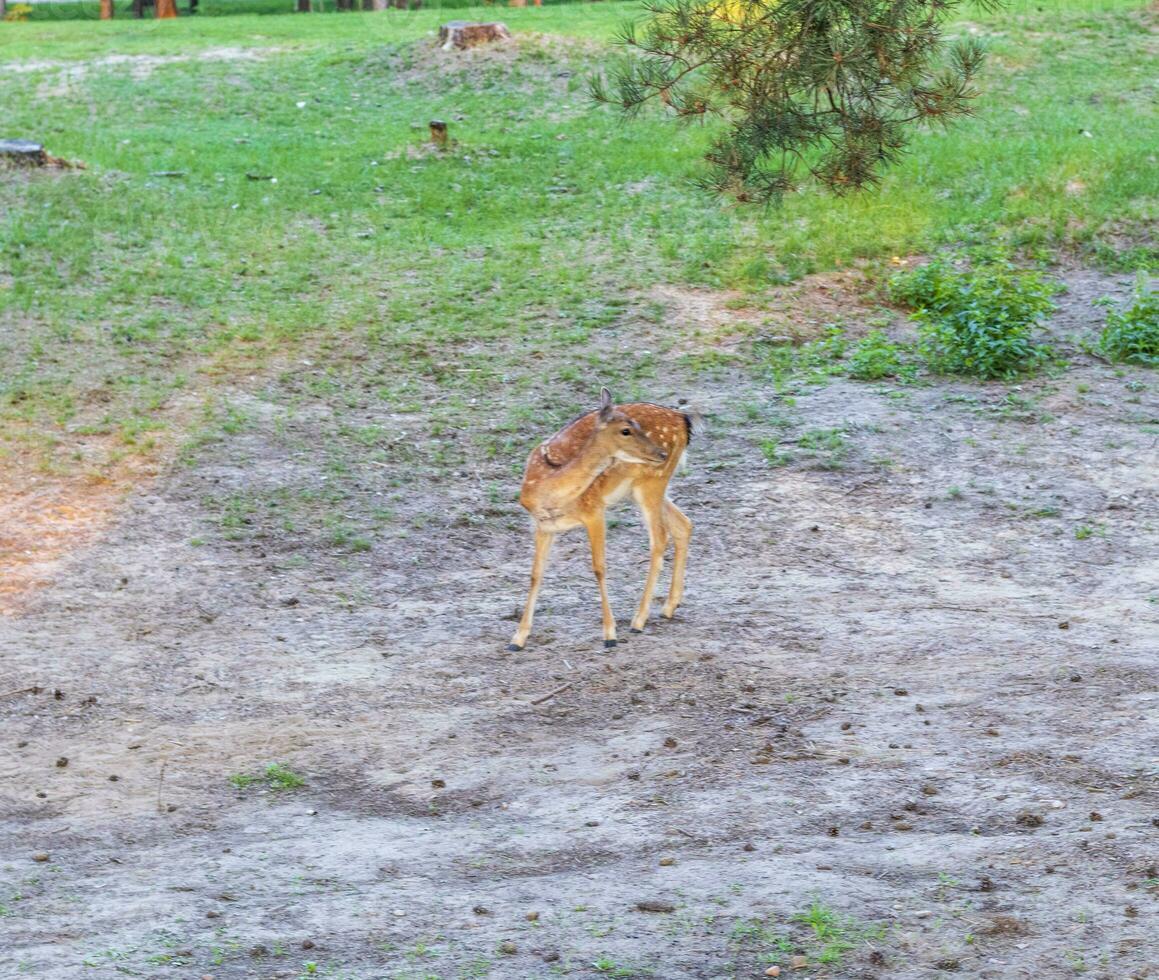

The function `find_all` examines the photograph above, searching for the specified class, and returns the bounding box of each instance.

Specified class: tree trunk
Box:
[155,0,177,17]
[296,0,310,11]
[335,0,352,10]
[0,141,48,167]
[100,0,114,18]
[371,0,388,9]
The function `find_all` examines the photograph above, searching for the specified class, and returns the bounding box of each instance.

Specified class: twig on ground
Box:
[531,683,573,705]
[0,686,42,699]
[156,760,168,813]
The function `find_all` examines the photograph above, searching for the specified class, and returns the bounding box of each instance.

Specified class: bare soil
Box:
[2,272,1157,980]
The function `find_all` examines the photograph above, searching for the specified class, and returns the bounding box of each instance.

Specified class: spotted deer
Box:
[507,388,693,652]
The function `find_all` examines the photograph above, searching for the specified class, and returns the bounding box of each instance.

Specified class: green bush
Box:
[890,253,1059,380]
[1097,275,1159,367]
[847,330,907,380]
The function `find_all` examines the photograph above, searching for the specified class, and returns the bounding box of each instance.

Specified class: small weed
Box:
[1097,274,1159,366]
[592,957,646,977]
[847,330,910,381]
[797,428,849,469]
[229,763,307,792]
[760,439,793,467]
[790,901,887,967]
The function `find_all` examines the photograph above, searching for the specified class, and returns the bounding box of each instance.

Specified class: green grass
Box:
[229,762,307,790]
[1,0,1157,476]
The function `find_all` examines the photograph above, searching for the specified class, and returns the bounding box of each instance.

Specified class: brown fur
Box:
[508,391,693,651]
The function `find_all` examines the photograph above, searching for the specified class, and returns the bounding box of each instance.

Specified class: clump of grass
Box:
[1097,275,1159,366]
[791,901,887,966]
[846,330,911,381]
[760,439,792,467]
[797,427,849,470]
[229,763,307,791]
[890,251,1059,379]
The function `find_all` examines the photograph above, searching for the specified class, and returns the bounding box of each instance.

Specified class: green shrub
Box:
[890,252,1058,379]
[1097,275,1159,366]
[847,330,908,380]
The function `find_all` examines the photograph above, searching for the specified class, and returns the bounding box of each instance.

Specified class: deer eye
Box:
[620,428,632,436]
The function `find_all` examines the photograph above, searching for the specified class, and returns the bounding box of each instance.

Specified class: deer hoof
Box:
[506,643,523,652]
[604,639,617,649]
[629,627,644,634]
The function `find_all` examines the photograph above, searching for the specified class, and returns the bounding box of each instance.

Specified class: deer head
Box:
[595,388,668,465]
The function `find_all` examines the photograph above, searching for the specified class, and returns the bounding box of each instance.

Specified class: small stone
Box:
[473,905,491,915]
[914,909,932,918]
[790,954,808,969]
[525,911,539,921]
[542,951,560,963]
[585,820,600,827]
[626,769,641,781]
[301,939,314,950]
[1016,811,1044,828]
[1058,620,1070,629]
[55,757,68,768]
[1089,811,1103,822]
[920,784,938,796]
[1069,673,1082,682]
[431,778,446,789]
[894,821,913,831]
[894,688,908,696]
[663,737,678,748]
[742,843,756,852]
[249,945,269,957]
[31,852,49,863]
[658,856,676,866]
[206,910,221,918]
[766,967,781,977]
[636,900,675,913]
[497,941,517,955]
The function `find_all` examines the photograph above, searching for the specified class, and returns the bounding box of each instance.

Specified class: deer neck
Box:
[539,432,615,508]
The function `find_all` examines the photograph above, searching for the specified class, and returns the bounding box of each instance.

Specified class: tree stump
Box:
[437,21,511,52]
[0,141,48,167]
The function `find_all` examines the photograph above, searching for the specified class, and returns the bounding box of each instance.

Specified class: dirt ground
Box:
[1,272,1157,979]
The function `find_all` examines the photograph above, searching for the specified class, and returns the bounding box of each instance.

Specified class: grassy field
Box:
[1,0,1156,480]
[2,4,1158,978]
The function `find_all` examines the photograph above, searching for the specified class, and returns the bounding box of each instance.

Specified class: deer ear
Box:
[598,387,614,423]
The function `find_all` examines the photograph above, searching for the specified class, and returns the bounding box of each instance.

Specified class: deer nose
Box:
[658,450,668,460]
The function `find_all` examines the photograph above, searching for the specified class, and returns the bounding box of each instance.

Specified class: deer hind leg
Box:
[508,528,554,652]
[660,498,692,619]
[630,481,669,634]
[583,515,618,649]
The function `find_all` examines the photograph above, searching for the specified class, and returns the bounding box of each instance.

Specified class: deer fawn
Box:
[507,388,693,651]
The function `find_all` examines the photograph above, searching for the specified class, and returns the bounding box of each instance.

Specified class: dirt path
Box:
[1,274,1157,979]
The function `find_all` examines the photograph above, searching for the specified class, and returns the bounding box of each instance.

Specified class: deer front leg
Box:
[630,482,668,634]
[508,528,554,652]
[661,499,692,619]
[583,516,617,649]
